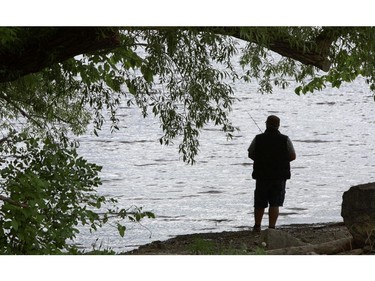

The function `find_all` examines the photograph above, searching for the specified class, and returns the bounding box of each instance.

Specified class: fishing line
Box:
[247,113,263,133]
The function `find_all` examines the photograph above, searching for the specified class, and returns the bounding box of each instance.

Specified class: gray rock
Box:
[341,182,375,248]
[260,229,308,250]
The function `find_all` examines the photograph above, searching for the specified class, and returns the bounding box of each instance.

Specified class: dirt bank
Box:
[126,222,355,255]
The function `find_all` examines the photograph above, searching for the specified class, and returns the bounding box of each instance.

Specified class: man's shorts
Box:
[254,179,286,208]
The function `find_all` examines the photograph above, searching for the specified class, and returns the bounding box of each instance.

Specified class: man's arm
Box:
[287,137,296,161]
[248,138,256,160]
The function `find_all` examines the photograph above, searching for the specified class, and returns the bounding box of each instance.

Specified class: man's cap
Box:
[266,115,280,128]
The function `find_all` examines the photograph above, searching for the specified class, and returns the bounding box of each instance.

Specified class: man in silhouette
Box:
[248,115,296,232]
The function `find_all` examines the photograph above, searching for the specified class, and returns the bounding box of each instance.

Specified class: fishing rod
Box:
[248,113,263,133]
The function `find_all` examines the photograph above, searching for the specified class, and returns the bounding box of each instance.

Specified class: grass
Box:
[188,238,266,255]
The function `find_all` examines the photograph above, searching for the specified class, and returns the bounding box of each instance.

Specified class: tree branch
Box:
[0,93,44,128]
[212,27,344,72]
[0,194,29,208]
[0,27,344,85]
[0,27,121,83]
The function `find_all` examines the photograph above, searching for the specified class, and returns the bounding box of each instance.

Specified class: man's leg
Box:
[253,207,264,232]
[268,180,285,229]
[253,180,267,232]
[268,206,279,229]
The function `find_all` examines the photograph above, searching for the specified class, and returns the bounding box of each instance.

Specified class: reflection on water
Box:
[73,76,375,252]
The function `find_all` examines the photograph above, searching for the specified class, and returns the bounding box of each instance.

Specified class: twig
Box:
[0,93,44,129]
[0,194,29,208]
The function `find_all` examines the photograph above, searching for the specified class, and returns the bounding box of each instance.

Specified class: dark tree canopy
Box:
[2,27,367,82]
[0,28,120,83]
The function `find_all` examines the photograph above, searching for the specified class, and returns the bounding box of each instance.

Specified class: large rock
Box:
[341,182,375,247]
[260,229,308,250]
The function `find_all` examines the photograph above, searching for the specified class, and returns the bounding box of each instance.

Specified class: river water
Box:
[73,55,375,252]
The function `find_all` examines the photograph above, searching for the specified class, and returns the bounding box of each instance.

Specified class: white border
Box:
[1,0,374,26]
[1,256,374,281]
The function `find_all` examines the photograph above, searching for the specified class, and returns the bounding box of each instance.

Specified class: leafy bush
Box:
[0,133,154,254]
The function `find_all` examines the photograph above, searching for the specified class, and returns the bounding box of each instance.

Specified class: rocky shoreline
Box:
[125,221,365,255]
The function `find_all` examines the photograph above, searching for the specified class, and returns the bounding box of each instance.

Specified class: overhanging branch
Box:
[0,27,121,83]
[211,27,344,72]
[0,27,343,84]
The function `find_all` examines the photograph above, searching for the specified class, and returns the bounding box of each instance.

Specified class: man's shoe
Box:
[252,224,261,233]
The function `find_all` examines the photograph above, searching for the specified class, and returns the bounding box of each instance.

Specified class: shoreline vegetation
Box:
[120,221,369,255]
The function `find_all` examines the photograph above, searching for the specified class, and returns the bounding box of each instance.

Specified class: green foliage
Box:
[0,27,21,48]
[0,133,154,254]
[0,133,100,253]
[239,27,375,96]
[116,29,238,164]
